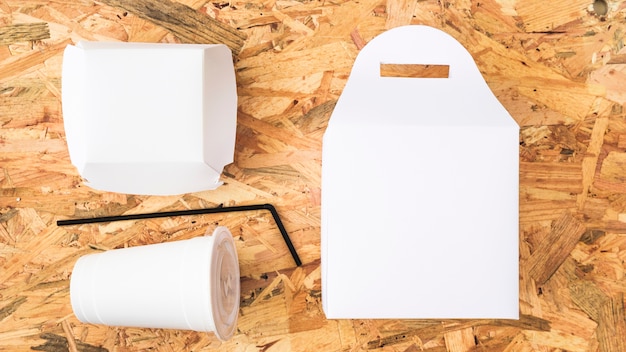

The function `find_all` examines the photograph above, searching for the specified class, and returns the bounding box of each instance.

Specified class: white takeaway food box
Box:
[322,25,519,319]
[62,41,237,195]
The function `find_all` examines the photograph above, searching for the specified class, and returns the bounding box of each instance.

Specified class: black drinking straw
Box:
[57,203,302,267]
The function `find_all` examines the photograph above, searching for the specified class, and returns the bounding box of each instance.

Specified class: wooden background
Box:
[1,0,626,350]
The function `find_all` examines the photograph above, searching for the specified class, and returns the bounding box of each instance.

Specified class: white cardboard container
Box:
[62,41,237,195]
[321,25,519,319]
[70,227,240,341]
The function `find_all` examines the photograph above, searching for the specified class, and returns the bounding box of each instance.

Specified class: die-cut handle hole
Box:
[380,63,449,78]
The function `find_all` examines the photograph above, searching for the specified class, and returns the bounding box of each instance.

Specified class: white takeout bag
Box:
[322,25,519,319]
[62,41,237,195]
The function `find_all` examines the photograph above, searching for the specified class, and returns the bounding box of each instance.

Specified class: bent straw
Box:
[57,203,302,267]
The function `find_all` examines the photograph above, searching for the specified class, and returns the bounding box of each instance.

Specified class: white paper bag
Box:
[322,25,519,319]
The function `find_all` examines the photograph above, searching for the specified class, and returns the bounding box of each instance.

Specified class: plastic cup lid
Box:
[209,227,240,340]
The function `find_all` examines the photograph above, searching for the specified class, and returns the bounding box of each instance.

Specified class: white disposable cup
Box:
[70,226,240,340]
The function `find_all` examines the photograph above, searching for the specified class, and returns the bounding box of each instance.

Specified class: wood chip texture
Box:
[2,0,626,351]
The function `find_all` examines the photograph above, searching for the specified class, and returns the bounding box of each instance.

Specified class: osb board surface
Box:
[1,0,626,351]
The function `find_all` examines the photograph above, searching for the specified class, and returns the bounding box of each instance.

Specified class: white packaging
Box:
[62,41,237,195]
[70,227,240,340]
[322,25,519,319]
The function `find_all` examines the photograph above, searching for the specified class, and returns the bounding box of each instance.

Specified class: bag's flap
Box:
[61,44,87,174]
[201,45,237,174]
[82,162,222,195]
[327,25,517,128]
